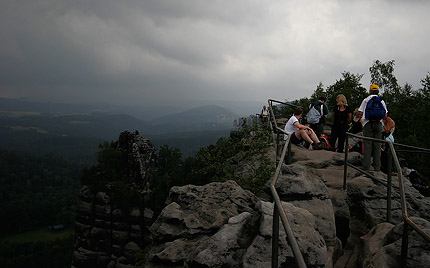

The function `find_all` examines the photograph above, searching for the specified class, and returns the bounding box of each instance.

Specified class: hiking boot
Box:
[303,141,311,149]
[312,143,323,150]
[320,143,328,150]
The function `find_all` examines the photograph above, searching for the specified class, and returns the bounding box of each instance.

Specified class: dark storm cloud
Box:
[1,0,430,106]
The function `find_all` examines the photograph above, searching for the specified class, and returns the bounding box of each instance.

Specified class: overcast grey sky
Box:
[1,0,429,108]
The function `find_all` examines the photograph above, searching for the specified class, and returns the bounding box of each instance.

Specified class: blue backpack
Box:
[365,96,386,121]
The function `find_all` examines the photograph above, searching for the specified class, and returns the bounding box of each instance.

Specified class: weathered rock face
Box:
[243,201,328,268]
[360,217,430,268]
[151,180,259,241]
[145,180,329,268]
[146,180,259,267]
[113,130,157,192]
[266,163,340,267]
[73,186,152,268]
[71,131,430,268]
[347,172,430,233]
[72,131,156,268]
[339,171,430,268]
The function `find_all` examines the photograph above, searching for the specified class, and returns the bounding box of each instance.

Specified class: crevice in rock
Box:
[335,215,350,249]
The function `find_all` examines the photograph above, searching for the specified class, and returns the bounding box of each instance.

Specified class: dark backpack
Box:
[365,96,386,121]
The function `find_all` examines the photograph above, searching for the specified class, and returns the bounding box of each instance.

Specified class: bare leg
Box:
[306,128,320,143]
[295,130,313,144]
[296,129,321,144]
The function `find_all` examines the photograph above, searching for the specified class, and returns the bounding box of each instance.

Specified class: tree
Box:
[325,71,367,112]
[310,82,326,102]
[369,60,400,105]
[420,72,430,95]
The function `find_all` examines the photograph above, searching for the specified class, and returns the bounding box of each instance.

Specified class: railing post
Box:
[276,132,280,165]
[272,204,280,268]
[401,219,409,268]
[286,140,292,164]
[386,144,392,223]
[343,135,349,190]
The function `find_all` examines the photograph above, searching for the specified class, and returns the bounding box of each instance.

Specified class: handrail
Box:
[344,132,430,267]
[267,99,306,268]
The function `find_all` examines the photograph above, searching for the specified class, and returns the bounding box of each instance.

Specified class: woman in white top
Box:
[260,105,270,123]
[284,107,323,150]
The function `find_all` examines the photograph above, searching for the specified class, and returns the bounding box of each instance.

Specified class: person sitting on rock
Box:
[284,107,323,150]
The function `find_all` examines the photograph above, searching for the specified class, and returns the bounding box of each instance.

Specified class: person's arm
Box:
[384,125,390,133]
[357,99,366,119]
[323,104,328,118]
[388,118,395,132]
[293,121,308,130]
[347,107,352,122]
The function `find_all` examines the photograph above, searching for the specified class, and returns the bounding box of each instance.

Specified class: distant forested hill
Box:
[0,97,184,120]
[0,99,237,159]
[148,104,235,134]
[0,112,144,162]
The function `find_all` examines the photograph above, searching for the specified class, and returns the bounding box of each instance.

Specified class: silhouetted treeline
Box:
[0,235,73,268]
[0,150,84,235]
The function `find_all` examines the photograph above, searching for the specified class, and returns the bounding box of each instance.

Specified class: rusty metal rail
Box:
[267,99,306,268]
[344,132,430,267]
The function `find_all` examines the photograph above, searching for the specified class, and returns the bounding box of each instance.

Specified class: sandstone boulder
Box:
[360,217,430,268]
[243,201,327,268]
[266,163,337,241]
[151,180,259,242]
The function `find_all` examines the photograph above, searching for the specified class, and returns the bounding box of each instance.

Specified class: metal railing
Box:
[267,99,306,268]
[343,132,430,267]
[268,99,299,165]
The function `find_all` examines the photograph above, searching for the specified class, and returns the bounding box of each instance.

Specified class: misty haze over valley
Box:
[2,0,430,267]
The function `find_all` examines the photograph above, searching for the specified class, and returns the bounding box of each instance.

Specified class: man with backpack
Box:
[307,96,328,138]
[357,84,388,171]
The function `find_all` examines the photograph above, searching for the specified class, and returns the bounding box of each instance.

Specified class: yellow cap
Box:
[370,84,379,91]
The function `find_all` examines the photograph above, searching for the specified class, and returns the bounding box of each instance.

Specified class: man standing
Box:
[357,84,388,171]
[309,96,328,138]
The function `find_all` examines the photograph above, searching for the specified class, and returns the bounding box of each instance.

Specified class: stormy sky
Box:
[1,0,429,108]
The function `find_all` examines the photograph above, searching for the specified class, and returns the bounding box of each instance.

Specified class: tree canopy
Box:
[306,60,430,177]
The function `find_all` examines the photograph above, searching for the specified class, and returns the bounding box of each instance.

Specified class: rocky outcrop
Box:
[71,130,430,268]
[287,145,430,268]
[337,171,430,268]
[267,162,341,267]
[144,180,329,268]
[72,131,156,268]
[146,180,259,267]
[243,201,327,268]
[360,217,430,268]
[113,130,156,192]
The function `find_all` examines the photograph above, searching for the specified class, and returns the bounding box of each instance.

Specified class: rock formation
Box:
[144,179,329,268]
[72,131,156,268]
[72,131,430,268]
[290,145,430,268]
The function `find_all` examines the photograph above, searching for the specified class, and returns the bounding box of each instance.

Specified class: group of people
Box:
[283,84,395,172]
